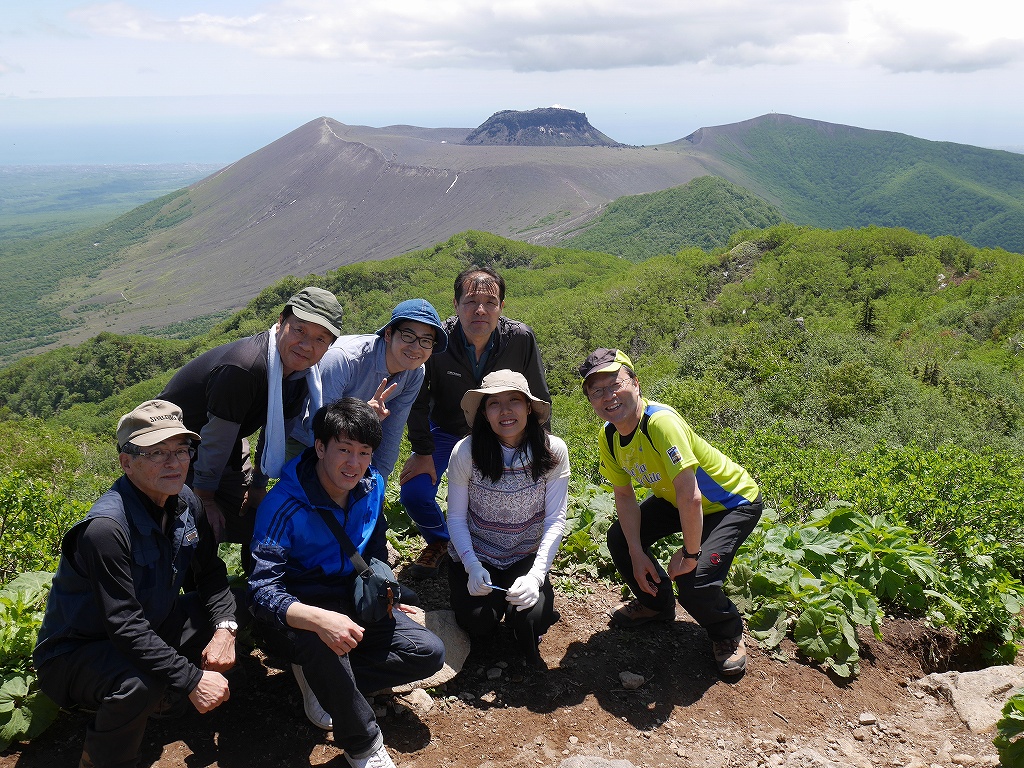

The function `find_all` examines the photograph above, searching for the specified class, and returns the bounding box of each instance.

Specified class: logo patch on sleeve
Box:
[667,446,683,465]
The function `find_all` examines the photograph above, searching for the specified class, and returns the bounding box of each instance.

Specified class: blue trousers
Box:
[607,495,763,640]
[398,426,461,544]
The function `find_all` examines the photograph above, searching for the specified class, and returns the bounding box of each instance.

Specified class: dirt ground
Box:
[1,567,1008,768]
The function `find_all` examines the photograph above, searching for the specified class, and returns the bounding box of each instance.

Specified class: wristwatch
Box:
[682,549,701,560]
[214,619,239,635]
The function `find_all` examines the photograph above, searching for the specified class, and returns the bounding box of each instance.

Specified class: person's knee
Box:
[606,520,626,554]
[399,474,436,511]
[113,673,167,717]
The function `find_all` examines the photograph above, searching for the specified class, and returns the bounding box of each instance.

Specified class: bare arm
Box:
[286,602,365,656]
[667,468,704,578]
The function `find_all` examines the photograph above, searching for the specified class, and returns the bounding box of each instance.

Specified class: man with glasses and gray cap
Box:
[579,348,763,677]
[34,400,242,768]
[160,286,344,555]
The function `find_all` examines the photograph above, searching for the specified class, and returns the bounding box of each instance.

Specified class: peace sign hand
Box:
[367,378,399,421]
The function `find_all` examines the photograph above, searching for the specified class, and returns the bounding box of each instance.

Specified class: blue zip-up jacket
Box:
[248,448,388,628]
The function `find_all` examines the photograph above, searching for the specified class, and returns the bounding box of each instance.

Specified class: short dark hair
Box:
[455,266,505,302]
[312,398,382,451]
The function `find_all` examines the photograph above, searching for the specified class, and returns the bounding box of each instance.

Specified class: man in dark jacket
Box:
[34,400,241,768]
[398,266,550,577]
[159,286,343,551]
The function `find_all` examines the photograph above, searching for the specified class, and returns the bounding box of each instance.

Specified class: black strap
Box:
[605,407,656,455]
[313,507,372,574]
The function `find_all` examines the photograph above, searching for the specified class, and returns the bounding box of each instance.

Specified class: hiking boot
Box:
[607,599,675,628]
[292,663,332,730]
[405,541,450,578]
[712,634,747,676]
[344,743,398,768]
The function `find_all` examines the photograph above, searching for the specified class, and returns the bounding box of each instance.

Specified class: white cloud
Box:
[67,0,1024,75]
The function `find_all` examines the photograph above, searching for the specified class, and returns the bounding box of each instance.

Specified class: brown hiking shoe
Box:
[406,541,450,578]
[713,634,747,676]
[608,599,675,628]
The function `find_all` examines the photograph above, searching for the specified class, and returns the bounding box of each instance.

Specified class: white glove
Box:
[467,563,493,597]
[507,573,543,611]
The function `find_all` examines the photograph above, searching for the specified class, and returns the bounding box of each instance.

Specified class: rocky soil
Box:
[2,572,1015,768]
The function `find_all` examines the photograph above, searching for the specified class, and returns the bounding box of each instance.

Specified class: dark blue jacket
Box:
[34,476,234,692]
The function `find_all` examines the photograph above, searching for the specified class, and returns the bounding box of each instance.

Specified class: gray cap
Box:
[117,400,200,450]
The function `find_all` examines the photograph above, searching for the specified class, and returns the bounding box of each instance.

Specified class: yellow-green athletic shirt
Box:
[598,400,760,514]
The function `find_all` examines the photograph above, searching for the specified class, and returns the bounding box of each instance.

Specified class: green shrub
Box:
[0,473,86,584]
[0,572,60,751]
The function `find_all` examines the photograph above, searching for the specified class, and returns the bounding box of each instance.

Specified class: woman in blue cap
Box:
[291,298,448,481]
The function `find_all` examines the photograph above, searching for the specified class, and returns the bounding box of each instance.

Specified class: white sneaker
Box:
[344,743,398,768]
[291,663,332,730]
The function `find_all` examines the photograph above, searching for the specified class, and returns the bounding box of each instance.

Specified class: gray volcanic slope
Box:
[58,117,714,335]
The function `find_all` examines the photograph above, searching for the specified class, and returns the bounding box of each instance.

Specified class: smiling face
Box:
[119,435,192,507]
[276,314,335,377]
[585,369,643,435]
[383,320,436,374]
[483,390,531,447]
[455,277,503,348]
[315,434,374,506]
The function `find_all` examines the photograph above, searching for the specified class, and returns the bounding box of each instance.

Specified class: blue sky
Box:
[2,0,1023,164]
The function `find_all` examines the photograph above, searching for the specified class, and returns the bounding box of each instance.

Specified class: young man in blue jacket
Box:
[250,398,444,768]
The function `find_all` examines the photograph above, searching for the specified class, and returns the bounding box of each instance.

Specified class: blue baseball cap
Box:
[376,299,448,353]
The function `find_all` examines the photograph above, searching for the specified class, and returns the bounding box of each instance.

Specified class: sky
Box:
[2,0,1023,164]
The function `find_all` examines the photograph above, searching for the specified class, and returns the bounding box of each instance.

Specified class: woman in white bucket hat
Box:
[445,370,570,670]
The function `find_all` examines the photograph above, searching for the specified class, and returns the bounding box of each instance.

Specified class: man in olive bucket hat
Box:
[160,287,343,563]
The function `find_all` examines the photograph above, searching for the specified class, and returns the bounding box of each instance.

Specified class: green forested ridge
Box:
[2,225,1023,699]
[703,119,1024,253]
[561,176,785,261]
[0,189,196,360]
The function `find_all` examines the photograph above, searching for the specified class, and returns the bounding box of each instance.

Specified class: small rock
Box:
[372,704,388,718]
[950,755,976,766]
[568,736,579,745]
[618,671,645,690]
[394,687,434,716]
[858,712,877,725]
[479,691,497,704]
[853,727,870,742]
[486,667,502,680]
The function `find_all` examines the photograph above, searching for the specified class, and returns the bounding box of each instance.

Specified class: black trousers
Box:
[607,496,763,640]
[37,592,225,768]
[258,605,445,756]
[447,555,558,643]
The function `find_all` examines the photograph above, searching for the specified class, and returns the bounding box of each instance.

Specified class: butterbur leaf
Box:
[24,691,59,739]
[748,606,788,649]
[994,691,1024,767]
[794,607,843,662]
[0,706,30,751]
[0,676,30,711]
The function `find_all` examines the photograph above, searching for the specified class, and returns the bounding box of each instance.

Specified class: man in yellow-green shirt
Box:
[579,348,763,676]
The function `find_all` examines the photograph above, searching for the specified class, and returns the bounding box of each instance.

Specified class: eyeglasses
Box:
[396,327,438,350]
[585,374,632,401]
[125,446,196,464]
